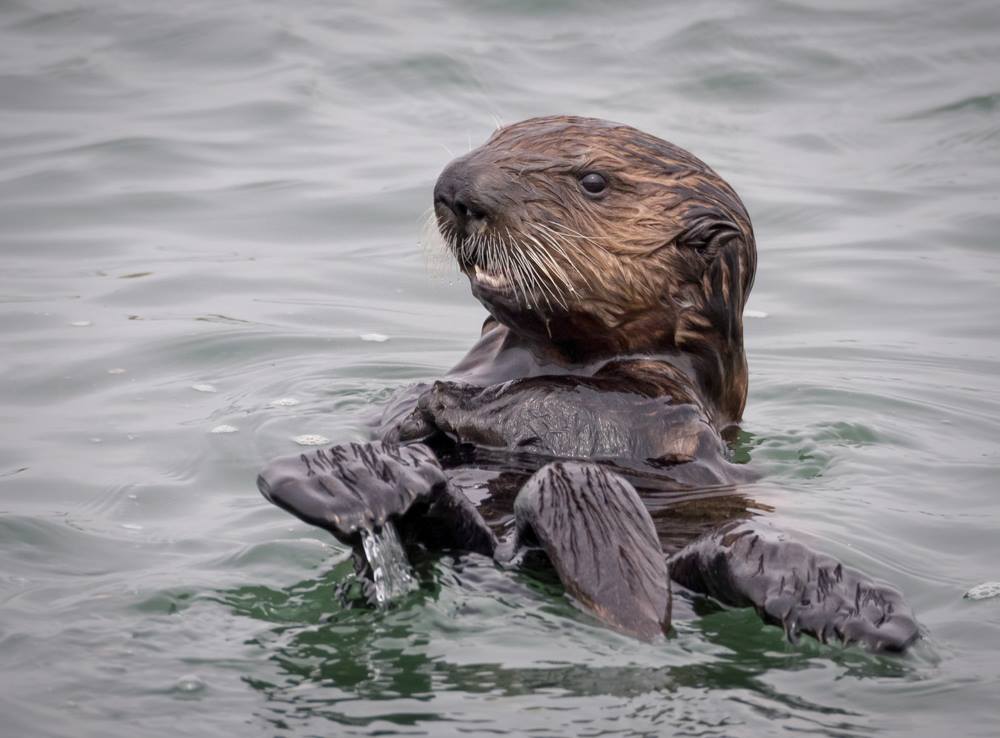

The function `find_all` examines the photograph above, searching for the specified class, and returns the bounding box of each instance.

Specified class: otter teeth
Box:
[474,264,510,290]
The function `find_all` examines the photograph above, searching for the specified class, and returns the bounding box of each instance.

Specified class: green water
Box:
[2,1,999,736]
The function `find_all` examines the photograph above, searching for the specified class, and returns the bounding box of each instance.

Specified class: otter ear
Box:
[679,206,742,260]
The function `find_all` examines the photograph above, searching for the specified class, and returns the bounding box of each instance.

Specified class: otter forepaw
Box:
[416,381,472,430]
[393,408,439,443]
[410,380,510,447]
[380,382,471,444]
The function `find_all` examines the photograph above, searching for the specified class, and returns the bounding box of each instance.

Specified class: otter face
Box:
[432,115,756,362]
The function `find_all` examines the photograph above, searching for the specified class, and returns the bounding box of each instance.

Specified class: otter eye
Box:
[579,172,607,195]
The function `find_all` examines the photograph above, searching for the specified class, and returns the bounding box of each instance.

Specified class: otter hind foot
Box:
[509,461,671,641]
[257,442,444,544]
[668,521,920,653]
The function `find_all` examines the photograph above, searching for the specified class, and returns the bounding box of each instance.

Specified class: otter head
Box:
[432,115,757,423]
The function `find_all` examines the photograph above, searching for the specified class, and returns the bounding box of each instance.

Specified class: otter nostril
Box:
[453,198,486,222]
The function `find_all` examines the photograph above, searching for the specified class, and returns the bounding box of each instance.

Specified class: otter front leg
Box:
[257,442,496,556]
[393,379,543,449]
[669,522,920,653]
[398,378,715,462]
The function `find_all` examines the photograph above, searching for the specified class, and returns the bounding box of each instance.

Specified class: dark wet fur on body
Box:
[258,116,918,652]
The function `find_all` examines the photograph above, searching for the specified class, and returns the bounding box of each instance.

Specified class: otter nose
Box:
[433,161,492,234]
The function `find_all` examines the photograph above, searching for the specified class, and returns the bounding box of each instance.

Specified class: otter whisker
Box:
[502,232,531,308]
[508,230,555,308]
[532,227,591,290]
[421,210,460,280]
[506,227,548,310]
[488,232,508,300]
[536,222,606,276]
[526,233,578,296]
[518,237,564,310]
[514,237,556,310]
[469,231,484,271]
[535,220,605,279]
[521,230,579,307]
[492,231,520,305]
[494,233,532,309]
[517,242,549,311]
[478,232,490,276]
[536,221,605,263]
[542,219,613,246]
[523,237,570,306]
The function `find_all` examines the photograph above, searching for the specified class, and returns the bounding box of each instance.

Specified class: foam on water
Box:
[964,582,1000,601]
[293,434,330,446]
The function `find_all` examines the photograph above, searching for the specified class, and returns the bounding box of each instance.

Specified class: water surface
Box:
[2,1,999,736]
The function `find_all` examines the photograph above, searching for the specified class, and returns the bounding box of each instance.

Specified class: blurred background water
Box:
[1,0,999,736]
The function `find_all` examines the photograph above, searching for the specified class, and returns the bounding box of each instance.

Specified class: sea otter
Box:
[258,116,918,651]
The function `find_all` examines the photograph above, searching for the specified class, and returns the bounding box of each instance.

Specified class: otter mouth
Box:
[471,264,514,296]
[460,248,574,317]
[432,216,576,316]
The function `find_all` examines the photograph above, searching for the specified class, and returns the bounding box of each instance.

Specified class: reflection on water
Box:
[213,557,915,735]
[1,0,999,735]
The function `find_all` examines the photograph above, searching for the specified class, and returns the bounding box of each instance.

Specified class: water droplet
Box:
[269,397,299,407]
[69,320,92,327]
[190,383,217,393]
[361,524,415,606]
[360,332,389,342]
[293,434,330,446]
[964,582,1000,600]
[107,368,126,375]
[210,424,238,434]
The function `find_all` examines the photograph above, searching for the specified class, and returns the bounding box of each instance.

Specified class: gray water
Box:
[2,0,999,736]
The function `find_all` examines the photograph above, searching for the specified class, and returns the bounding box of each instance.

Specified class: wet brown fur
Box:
[434,116,757,427]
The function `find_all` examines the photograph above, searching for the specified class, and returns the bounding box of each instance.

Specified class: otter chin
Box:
[431,115,756,425]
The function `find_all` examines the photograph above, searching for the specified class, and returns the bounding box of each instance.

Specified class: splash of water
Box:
[360,523,416,606]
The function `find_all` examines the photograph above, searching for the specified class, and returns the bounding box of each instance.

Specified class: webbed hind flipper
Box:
[668,521,919,653]
[257,442,496,556]
[508,462,671,641]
